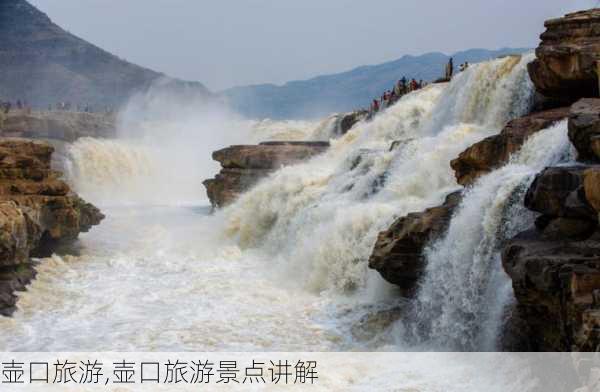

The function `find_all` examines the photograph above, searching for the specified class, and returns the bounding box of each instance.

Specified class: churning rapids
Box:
[0,55,572,360]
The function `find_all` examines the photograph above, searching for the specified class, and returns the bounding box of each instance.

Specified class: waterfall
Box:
[222,54,535,298]
[60,116,335,206]
[405,120,573,351]
[63,137,204,206]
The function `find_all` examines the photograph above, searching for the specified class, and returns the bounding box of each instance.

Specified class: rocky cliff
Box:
[368,8,600,351]
[500,100,600,351]
[502,165,600,350]
[0,138,103,315]
[499,9,600,350]
[203,141,329,208]
[368,106,569,292]
[528,9,600,104]
[0,0,211,108]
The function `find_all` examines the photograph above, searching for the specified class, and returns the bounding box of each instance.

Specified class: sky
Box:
[29,0,596,91]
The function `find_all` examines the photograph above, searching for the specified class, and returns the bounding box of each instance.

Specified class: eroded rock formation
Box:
[497,10,600,350]
[203,141,329,208]
[500,164,600,350]
[569,98,600,162]
[451,107,570,185]
[0,138,103,315]
[528,9,600,103]
[368,191,462,296]
[503,228,600,351]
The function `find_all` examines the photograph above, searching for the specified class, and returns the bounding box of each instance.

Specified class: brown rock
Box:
[212,142,329,170]
[502,228,600,350]
[0,138,103,315]
[203,168,271,208]
[368,191,462,296]
[0,201,40,267]
[451,107,569,186]
[527,9,600,102]
[204,141,329,208]
[569,98,600,162]
[524,166,597,221]
[584,167,600,213]
[540,217,597,240]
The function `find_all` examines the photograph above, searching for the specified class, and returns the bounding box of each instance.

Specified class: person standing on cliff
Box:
[446,57,454,80]
[394,80,403,97]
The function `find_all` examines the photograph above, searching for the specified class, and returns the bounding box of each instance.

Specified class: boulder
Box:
[368,191,462,296]
[569,98,600,162]
[0,138,103,315]
[204,168,271,209]
[537,217,597,240]
[502,228,600,351]
[584,167,600,212]
[501,163,600,350]
[524,166,599,221]
[528,9,600,102]
[451,107,570,185]
[203,141,329,208]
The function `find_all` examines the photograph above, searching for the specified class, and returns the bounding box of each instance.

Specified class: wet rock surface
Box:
[502,228,600,351]
[368,191,462,296]
[203,141,329,208]
[502,164,600,350]
[569,98,600,162]
[0,138,103,315]
[450,107,569,186]
[524,166,599,221]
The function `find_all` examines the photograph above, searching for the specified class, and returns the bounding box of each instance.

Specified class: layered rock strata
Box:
[528,9,600,103]
[501,157,600,350]
[203,141,329,208]
[450,107,570,186]
[0,138,103,315]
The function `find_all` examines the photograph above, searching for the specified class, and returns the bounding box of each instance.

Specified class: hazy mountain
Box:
[222,48,530,119]
[0,0,211,109]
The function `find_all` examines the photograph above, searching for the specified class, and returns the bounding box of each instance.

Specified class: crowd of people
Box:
[444,58,469,80]
[1,99,32,114]
[368,77,427,118]
[0,99,114,115]
[49,101,105,113]
[368,58,470,119]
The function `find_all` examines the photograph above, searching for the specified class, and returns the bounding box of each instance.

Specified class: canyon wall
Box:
[0,138,103,315]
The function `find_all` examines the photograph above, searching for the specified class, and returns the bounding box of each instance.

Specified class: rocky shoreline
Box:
[0,139,103,315]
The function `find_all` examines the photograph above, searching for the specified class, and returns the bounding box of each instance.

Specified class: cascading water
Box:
[402,120,574,351]
[222,54,535,301]
[62,114,335,206]
[0,53,548,366]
